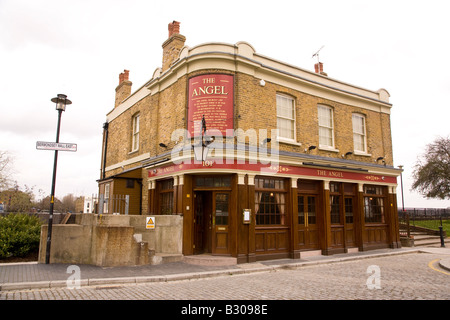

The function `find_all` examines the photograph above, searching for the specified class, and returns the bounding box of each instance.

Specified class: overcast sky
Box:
[0,0,449,208]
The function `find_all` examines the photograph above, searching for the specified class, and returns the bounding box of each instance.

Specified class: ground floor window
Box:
[330,182,341,224]
[215,193,229,225]
[255,177,286,225]
[344,197,354,223]
[103,183,110,213]
[298,195,316,225]
[159,179,174,215]
[329,182,356,225]
[364,185,385,223]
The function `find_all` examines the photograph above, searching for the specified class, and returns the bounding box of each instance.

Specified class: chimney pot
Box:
[314,62,324,73]
[168,21,181,37]
[314,62,327,76]
[119,70,130,84]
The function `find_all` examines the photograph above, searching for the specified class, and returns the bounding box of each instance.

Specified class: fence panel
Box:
[98,194,130,215]
[398,208,449,236]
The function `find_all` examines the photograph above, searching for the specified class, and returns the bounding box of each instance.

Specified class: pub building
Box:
[98,21,402,263]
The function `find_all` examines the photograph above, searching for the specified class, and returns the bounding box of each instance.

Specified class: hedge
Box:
[0,213,42,259]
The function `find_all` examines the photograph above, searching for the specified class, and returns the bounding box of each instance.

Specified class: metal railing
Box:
[98,194,130,215]
[399,208,449,237]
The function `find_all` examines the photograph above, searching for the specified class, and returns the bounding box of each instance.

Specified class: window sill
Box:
[318,146,340,153]
[276,137,302,147]
[128,149,139,156]
[353,151,372,157]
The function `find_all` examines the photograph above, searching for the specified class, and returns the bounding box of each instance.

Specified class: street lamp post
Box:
[398,165,405,212]
[45,94,72,264]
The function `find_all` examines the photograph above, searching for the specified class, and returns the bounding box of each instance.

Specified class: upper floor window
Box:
[276,94,295,141]
[352,113,367,153]
[318,105,334,148]
[132,113,140,152]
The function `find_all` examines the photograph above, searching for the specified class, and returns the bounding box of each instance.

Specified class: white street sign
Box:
[36,141,77,152]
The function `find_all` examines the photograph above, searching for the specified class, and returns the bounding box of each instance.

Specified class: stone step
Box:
[183,254,237,266]
[150,253,184,265]
[413,237,449,247]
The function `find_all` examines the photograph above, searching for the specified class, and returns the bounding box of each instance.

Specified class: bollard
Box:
[439,226,445,247]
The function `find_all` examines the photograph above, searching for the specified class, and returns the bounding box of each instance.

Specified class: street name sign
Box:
[36,141,77,152]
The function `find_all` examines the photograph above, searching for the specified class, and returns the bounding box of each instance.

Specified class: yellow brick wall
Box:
[234,72,393,165]
[102,68,393,214]
[106,69,393,171]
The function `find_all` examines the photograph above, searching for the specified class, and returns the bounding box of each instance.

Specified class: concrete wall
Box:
[39,224,92,264]
[38,214,183,267]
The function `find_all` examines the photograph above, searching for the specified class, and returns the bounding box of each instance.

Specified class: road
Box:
[1,252,449,302]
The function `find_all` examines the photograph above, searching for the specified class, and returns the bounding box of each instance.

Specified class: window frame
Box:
[318,105,335,149]
[329,182,341,224]
[363,185,386,224]
[103,183,110,213]
[131,113,140,152]
[276,94,296,143]
[255,177,287,226]
[352,113,367,153]
[158,178,174,215]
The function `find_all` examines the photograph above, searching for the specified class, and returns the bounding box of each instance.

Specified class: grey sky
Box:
[0,0,449,208]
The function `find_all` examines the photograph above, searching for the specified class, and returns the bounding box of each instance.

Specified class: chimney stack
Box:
[162,21,186,72]
[314,62,328,76]
[115,69,132,108]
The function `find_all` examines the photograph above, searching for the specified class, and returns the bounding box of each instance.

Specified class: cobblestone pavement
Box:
[1,252,449,300]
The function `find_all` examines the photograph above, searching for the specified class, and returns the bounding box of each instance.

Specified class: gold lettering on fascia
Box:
[192,78,228,97]
[317,170,344,178]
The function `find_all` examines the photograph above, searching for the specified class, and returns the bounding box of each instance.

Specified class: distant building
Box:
[83,196,95,213]
[98,21,402,263]
[75,196,97,213]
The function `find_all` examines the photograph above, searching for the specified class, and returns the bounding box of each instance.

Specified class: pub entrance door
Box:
[194,191,230,255]
[297,195,320,250]
[329,182,357,251]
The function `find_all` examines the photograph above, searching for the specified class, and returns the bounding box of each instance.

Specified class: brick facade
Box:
[98,22,401,261]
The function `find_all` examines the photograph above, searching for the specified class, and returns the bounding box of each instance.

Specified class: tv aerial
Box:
[312,45,325,64]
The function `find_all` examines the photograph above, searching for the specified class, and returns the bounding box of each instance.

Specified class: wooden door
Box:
[297,195,319,250]
[344,196,356,247]
[194,192,212,254]
[212,192,230,255]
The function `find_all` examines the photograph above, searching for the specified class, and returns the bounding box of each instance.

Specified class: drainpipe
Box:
[102,122,109,180]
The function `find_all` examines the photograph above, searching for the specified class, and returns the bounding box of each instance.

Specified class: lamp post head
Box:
[51,94,72,111]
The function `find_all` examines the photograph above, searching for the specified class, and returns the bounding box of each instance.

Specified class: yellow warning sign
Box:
[146,217,155,229]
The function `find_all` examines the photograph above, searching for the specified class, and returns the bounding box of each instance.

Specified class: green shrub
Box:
[0,214,42,259]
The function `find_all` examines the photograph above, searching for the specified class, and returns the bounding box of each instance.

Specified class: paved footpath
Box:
[1,247,449,301]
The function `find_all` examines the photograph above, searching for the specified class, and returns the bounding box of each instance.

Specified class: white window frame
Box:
[276,94,296,143]
[104,183,110,214]
[318,105,335,149]
[352,113,367,154]
[132,113,140,152]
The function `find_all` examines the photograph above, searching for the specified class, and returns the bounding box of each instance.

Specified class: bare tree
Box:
[61,193,76,212]
[412,136,450,200]
[0,151,13,191]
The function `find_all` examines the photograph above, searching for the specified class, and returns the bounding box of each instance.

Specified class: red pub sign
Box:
[148,161,397,185]
[188,74,234,136]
